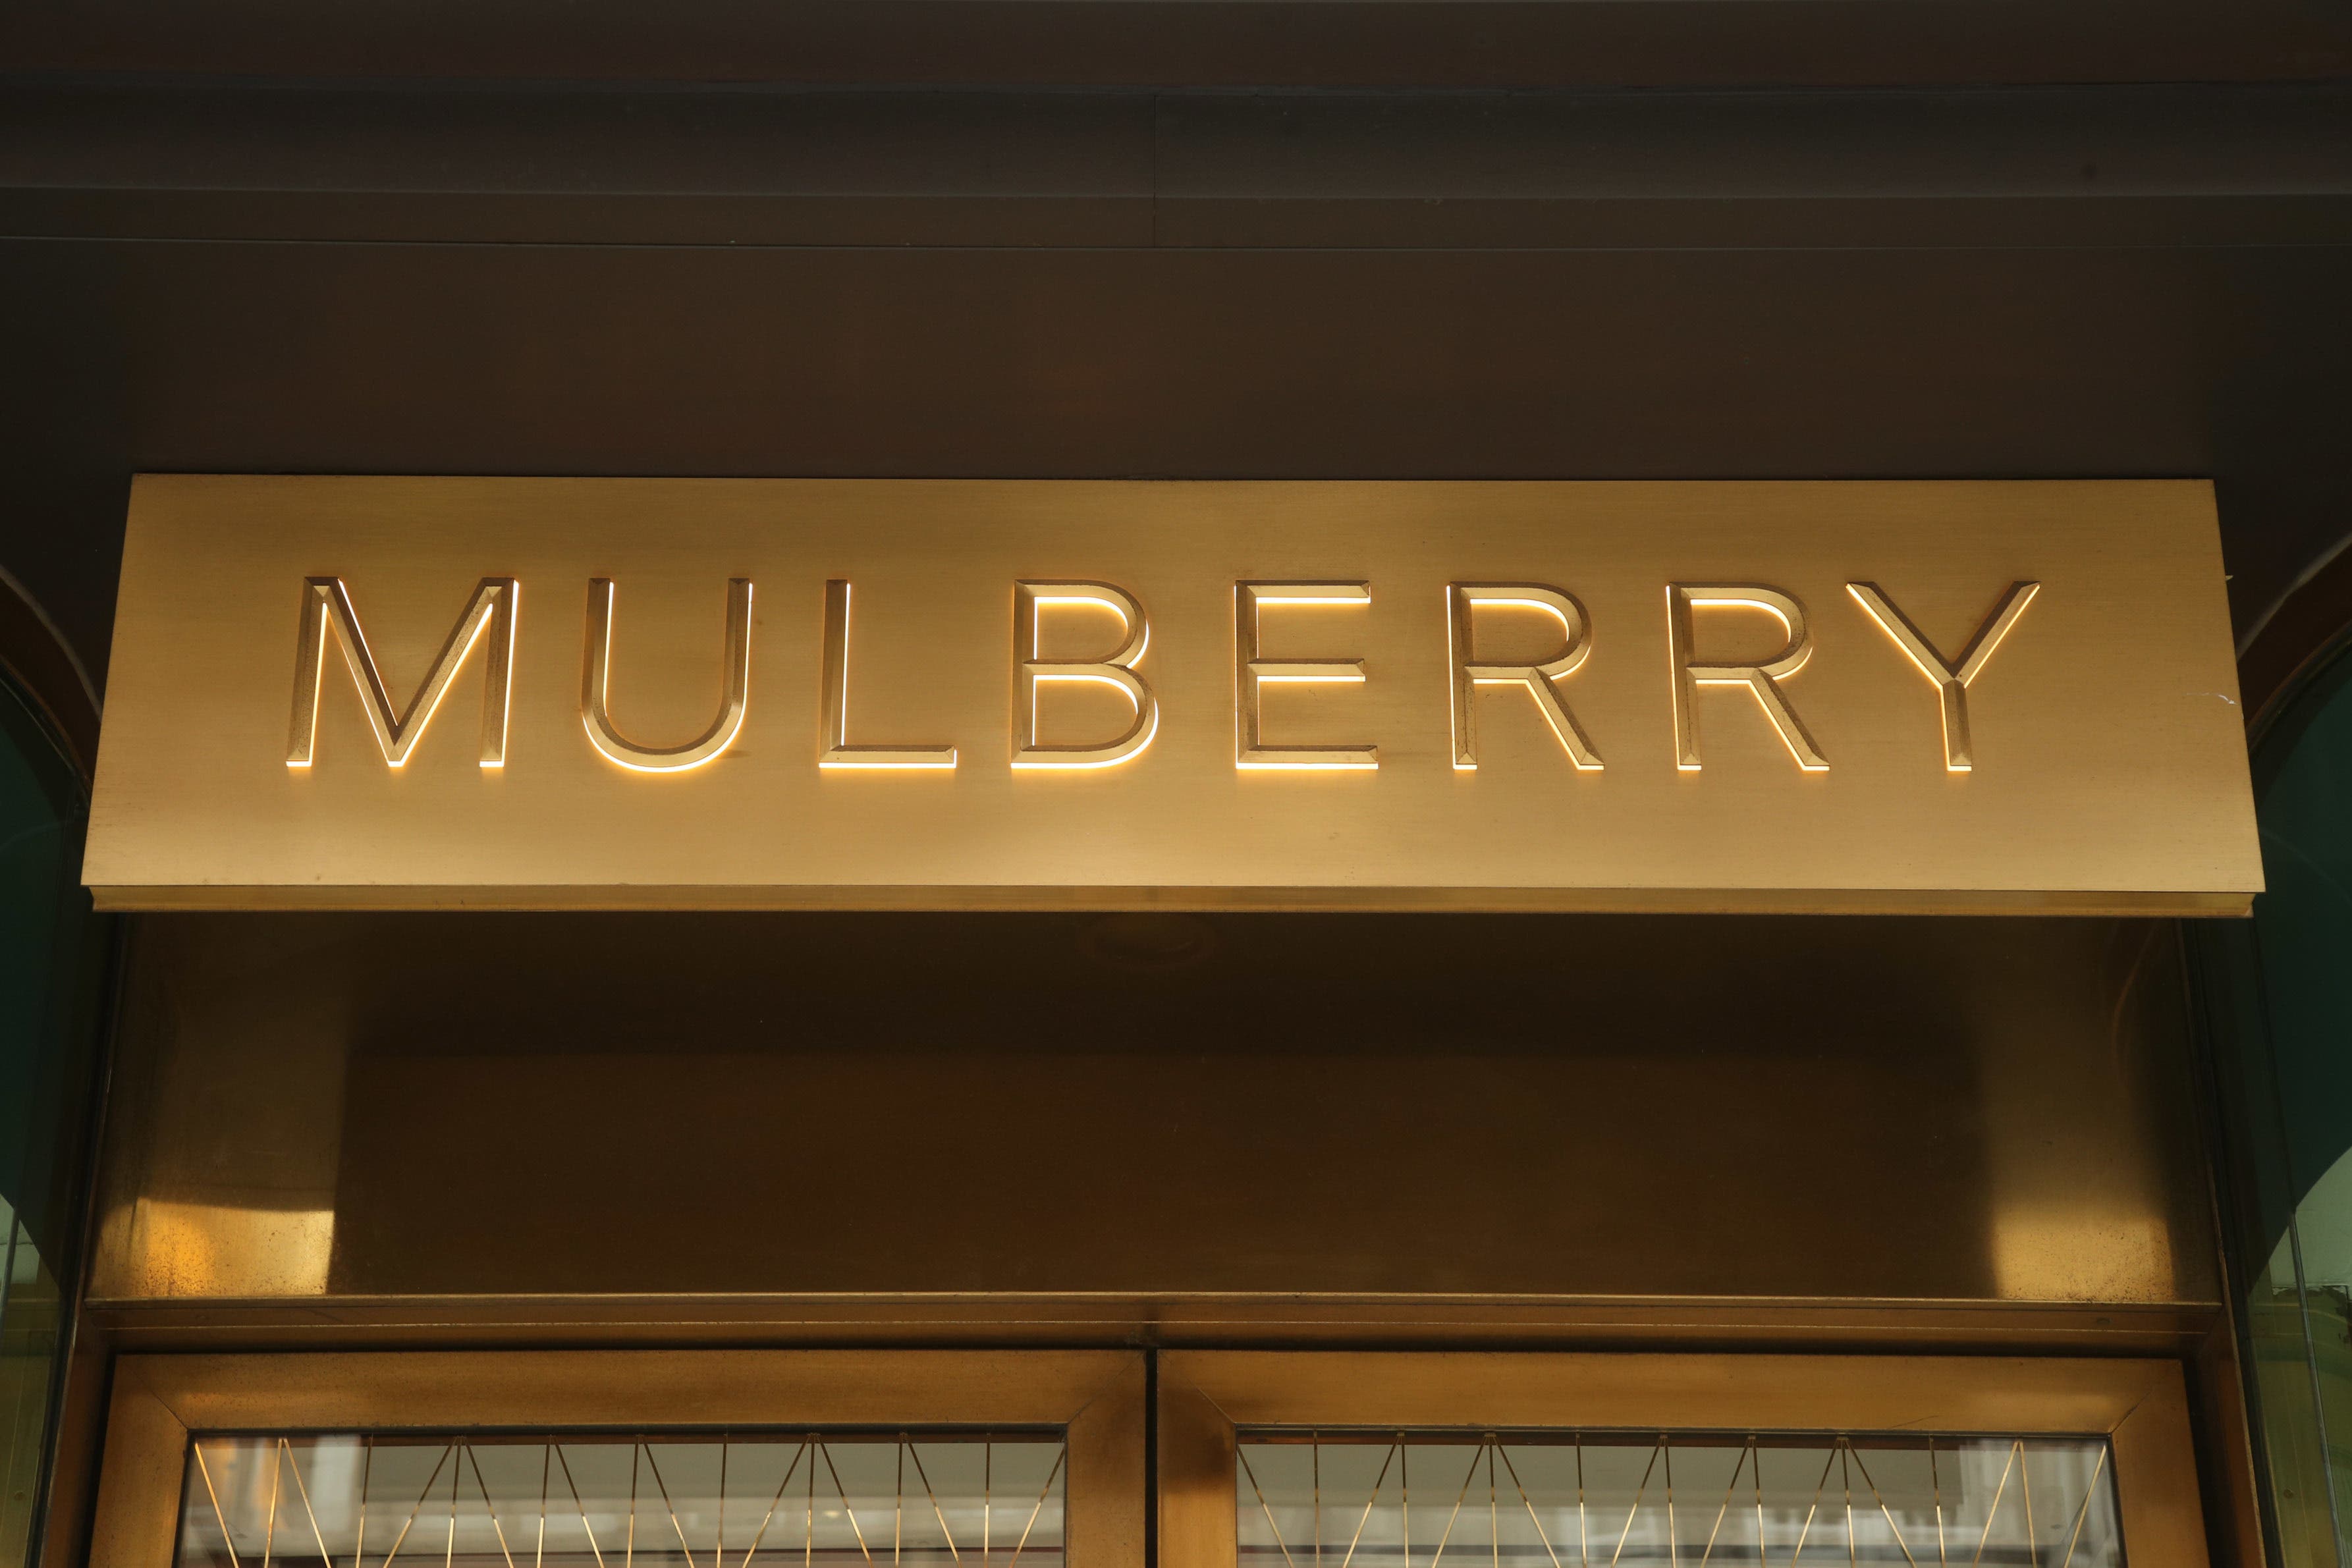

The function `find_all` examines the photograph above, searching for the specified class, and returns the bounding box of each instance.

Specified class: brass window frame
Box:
[1157,1352,2206,1568]
[90,1349,1147,1568]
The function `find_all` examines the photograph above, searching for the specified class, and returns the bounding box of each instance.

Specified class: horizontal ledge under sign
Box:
[84,476,2260,915]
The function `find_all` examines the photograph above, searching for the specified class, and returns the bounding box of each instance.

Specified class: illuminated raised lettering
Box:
[1667,584,1827,772]
[1448,583,1602,771]
[581,578,753,773]
[1234,581,1377,770]
[819,580,956,769]
[1011,581,1157,769]
[1847,580,2039,771]
[287,576,517,769]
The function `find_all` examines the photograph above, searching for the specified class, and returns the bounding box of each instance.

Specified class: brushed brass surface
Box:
[91,1351,1146,1568]
[88,911,2217,1309]
[86,477,2257,913]
[1158,1353,2208,1568]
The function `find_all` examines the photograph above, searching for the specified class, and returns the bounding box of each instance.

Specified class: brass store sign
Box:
[84,476,2260,913]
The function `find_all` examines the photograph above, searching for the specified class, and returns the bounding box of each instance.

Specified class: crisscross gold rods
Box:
[1844,1447,1919,1568]
[821,1442,878,1564]
[356,1440,373,1568]
[2018,1446,2037,1568]
[733,1438,811,1568]
[370,1440,454,1567]
[1001,1444,1067,1568]
[1607,1446,1662,1568]
[1334,1443,1399,1568]
[1784,1446,1844,1568]
[1840,1445,1855,1568]
[537,1446,551,1568]
[1487,1444,1498,1568]
[641,1443,702,1568]
[628,1444,642,1568]
[1693,1443,1753,1568]
[2055,1447,2109,1568]
[461,1444,520,1568]
[1663,1441,1677,1568]
[1968,1443,2021,1568]
[1494,1442,1566,1568]
[1401,1444,1411,1568]
[445,1440,462,1568]
[1425,1444,1488,1568]
[192,1442,243,1568]
[554,1444,611,1568]
[896,1442,905,1565]
[719,1442,729,1567]
[264,1428,284,1568]
[277,1438,339,1568]
[1238,1448,1301,1568]
[906,1439,964,1564]
[1928,1445,1945,1568]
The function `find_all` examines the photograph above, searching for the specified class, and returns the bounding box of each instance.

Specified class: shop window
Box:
[0,668,103,1568]
[2199,643,2352,1568]
[1161,1355,2205,1568]
[178,1432,1066,1568]
[1234,1433,2120,1568]
[88,1352,1142,1568]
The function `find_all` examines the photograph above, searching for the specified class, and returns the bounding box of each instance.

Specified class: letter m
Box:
[287,577,518,769]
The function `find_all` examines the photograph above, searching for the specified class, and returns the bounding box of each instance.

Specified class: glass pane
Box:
[1238,1433,2121,1568]
[174,1432,1065,1568]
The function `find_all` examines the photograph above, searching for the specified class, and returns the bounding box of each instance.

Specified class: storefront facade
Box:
[5,9,2352,1567]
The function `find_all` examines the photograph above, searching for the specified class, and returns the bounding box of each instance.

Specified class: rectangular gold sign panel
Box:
[85,476,2260,913]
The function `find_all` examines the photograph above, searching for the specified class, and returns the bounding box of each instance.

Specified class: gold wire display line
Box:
[193,1442,242,1568]
[263,1429,283,1568]
[1846,1444,1921,1568]
[1238,1449,1301,1568]
[1494,1442,1566,1568]
[1002,1447,1068,1568]
[463,1443,521,1568]
[1969,1443,2019,1568]
[1607,1444,1661,1568]
[555,1445,611,1568]
[734,1440,811,1568]
[907,1441,964,1563]
[821,1442,878,1565]
[1423,1443,1485,1568]
[1930,1442,1946,1568]
[2056,1447,2110,1568]
[1785,1446,1842,1568]
[1693,1442,1749,1568]
[642,1442,701,1568]
[2019,1442,2038,1568]
[370,1440,454,1568]
[279,1440,338,1568]
[1334,1443,1398,1568]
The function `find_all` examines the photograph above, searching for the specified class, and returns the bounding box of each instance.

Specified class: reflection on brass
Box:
[286,576,516,769]
[1847,581,2040,772]
[1012,581,1157,769]
[86,478,2260,912]
[1234,583,1377,770]
[821,580,958,769]
[581,577,754,772]
[1446,583,1601,772]
[1666,585,1826,772]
